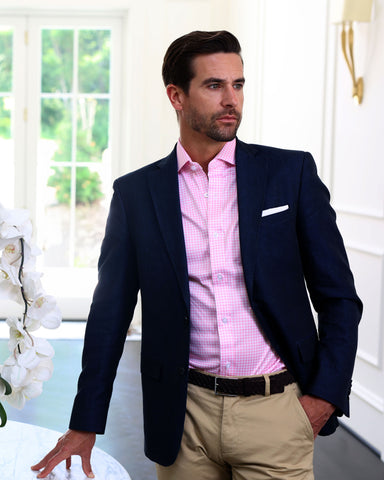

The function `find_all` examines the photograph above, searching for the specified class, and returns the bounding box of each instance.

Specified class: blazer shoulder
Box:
[113,146,178,189]
[236,138,308,161]
[236,139,317,175]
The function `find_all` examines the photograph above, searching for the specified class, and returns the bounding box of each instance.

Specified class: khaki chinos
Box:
[156,370,314,480]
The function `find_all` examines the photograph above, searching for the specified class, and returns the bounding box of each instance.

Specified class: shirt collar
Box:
[177,138,237,172]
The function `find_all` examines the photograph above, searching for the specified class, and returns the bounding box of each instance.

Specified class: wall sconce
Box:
[331,0,373,104]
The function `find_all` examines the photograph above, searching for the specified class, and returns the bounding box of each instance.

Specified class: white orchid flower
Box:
[33,357,54,382]
[21,336,55,362]
[22,271,43,301]
[34,336,55,357]
[1,387,27,409]
[2,241,22,264]
[0,277,23,303]
[0,206,32,245]
[27,295,61,329]
[6,316,33,352]
[1,355,28,389]
[0,205,61,421]
[0,257,22,287]
[2,336,54,387]
[4,380,43,409]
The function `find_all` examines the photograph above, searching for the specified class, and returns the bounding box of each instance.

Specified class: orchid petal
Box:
[4,388,26,409]
[18,347,41,370]
[23,380,43,400]
[34,337,55,358]
[34,358,54,382]
[10,364,28,388]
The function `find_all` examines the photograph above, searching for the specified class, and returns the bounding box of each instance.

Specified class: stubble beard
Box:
[187,108,242,143]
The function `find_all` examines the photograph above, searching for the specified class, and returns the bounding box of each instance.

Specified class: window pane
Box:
[78,29,110,94]
[41,97,72,163]
[41,29,73,93]
[0,96,12,139]
[77,98,109,162]
[43,166,71,267]
[0,29,13,92]
[42,164,107,269]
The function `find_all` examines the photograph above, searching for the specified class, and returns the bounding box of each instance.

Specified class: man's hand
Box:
[299,394,336,438]
[31,429,96,478]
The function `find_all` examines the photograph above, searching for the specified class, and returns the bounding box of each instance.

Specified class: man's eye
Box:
[234,83,244,90]
[209,83,220,89]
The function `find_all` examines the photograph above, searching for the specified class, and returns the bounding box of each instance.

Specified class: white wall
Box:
[1,0,383,459]
[329,0,384,460]
[229,0,384,461]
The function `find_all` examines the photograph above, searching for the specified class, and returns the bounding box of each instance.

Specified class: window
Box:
[0,15,124,318]
[38,27,112,269]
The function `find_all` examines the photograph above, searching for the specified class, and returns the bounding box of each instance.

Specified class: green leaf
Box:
[0,376,12,395]
[0,402,7,427]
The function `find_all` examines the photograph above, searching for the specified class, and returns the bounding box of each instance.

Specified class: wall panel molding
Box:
[346,245,384,368]
[335,204,384,220]
[345,242,384,258]
[352,380,384,413]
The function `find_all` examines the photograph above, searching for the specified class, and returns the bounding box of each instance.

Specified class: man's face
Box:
[179,53,244,143]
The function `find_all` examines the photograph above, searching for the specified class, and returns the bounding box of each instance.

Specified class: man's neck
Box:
[179,134,226,174]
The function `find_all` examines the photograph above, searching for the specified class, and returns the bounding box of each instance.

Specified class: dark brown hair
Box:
[162,30,242,93]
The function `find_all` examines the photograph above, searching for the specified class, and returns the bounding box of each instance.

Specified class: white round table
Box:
[0,420,131,479]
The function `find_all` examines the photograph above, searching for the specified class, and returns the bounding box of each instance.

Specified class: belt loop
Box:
[263,374,271,397]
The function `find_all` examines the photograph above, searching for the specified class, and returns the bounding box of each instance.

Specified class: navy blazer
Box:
[70,140,362,466]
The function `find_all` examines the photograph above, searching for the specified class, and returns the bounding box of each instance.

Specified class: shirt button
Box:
[217,273,223,280]
[222,317,228,324]
[204,192,208,198]
[191,164,197,171]
[226,362,231,370]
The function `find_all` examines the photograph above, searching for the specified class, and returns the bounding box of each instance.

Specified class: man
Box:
[32,31,362,479]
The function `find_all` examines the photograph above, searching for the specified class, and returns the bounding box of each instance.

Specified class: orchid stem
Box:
[18,238,28,327]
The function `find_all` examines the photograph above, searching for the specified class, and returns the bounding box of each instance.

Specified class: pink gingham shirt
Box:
[177,139,285,377]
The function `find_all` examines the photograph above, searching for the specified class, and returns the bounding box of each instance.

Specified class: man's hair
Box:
[162,30,242,93]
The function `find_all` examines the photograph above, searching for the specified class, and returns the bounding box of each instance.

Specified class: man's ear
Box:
[166,84,185,112]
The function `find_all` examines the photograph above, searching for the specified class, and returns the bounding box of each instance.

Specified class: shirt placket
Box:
[207,163,235,376]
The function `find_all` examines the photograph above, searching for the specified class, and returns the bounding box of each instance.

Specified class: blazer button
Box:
[178,367,186,376]
[184,316,189,327]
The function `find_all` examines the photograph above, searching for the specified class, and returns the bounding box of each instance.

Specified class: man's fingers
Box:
[66,456,72,470]
[31,443,62,471]
[81,455,95,478]
[34,451,69,478]
[31,430,96,478]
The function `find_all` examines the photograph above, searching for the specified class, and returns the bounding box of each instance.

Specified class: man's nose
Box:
[221,85,238,107]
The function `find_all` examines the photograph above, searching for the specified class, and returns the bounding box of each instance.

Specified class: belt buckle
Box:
[214,377,237,397]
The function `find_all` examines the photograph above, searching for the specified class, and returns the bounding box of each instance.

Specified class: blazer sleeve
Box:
[69,180,139,433]
[296,152,362,416]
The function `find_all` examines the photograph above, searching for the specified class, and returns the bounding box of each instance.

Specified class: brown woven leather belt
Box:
[188,369,295,396]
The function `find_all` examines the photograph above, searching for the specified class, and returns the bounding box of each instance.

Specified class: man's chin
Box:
[207,125,240,143]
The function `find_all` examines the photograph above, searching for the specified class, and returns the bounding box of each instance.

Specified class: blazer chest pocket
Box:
[260,206,293,225]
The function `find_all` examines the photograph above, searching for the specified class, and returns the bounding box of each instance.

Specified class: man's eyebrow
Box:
[201,77,245,86]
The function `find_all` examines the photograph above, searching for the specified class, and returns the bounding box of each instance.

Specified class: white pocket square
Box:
[261,205,289,217]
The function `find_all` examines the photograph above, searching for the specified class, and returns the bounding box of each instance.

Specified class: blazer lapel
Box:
[236,140,268,296]
[148,148,190,311]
